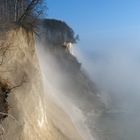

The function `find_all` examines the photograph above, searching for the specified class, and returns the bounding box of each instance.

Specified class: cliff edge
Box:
[0,27,70,140]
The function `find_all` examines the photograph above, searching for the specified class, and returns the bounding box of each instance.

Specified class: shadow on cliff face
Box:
[0,79,10,121]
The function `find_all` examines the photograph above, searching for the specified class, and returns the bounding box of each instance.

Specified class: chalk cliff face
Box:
[0,22,106,140]
[0,28,70,140]
[36,19,106,140]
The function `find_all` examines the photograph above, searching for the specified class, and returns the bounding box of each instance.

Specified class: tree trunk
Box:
[14,0,18,21]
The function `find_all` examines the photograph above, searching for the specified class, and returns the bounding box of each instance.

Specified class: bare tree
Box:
[0,0,46,30]
[0,43,10,65]
[18,0,43,24]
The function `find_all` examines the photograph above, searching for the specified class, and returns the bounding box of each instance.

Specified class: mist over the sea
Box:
[74,31,140,140]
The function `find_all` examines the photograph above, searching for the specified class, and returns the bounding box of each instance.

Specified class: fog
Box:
[36,42,97,140]
[35,26,140,140]
[74,42,140,140]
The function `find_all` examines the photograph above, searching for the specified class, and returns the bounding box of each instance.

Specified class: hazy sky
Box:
[46,0,140,49]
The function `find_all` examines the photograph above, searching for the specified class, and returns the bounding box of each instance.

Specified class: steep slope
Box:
[36,19,106,140]
[0,22,106,140]
[0,27,72,140]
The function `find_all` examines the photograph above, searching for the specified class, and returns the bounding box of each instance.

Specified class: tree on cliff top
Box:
[17,0,46,30]
[0,0,47,30]
[43,19,79,46]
